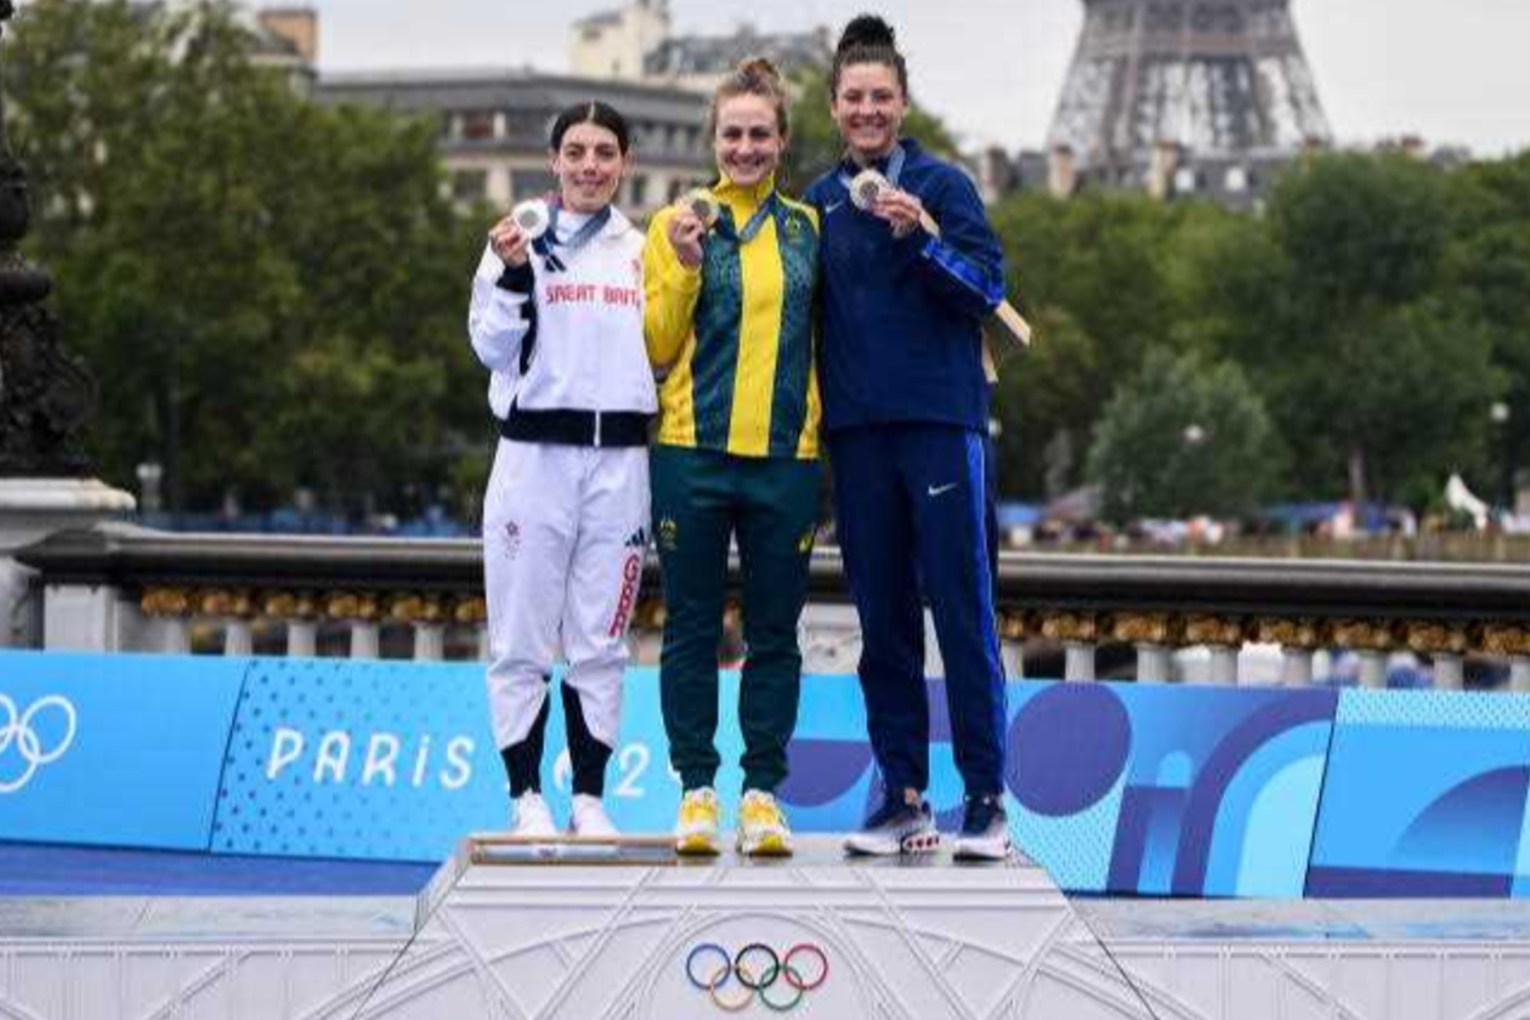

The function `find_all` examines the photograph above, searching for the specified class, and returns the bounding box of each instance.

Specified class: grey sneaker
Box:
[844,790,940,856]
[953,794,1011,861]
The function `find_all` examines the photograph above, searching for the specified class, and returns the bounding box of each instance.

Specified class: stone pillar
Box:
[1186,614,1245,686]
[800,603,863,676]
[1281,648,1314,687]
[1134,644,1171,683]
[1,480,134,647]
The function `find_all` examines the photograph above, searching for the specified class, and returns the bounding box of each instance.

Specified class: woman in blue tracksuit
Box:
[806,15,1010,861]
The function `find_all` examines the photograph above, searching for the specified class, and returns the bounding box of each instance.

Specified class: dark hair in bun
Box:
[831,14,908,97]
[549,101,631,155]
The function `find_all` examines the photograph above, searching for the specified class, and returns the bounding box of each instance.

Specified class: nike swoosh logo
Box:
[825,201,844,215]
[927,483,958,497]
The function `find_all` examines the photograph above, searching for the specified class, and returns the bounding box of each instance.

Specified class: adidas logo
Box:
[624,527,649,549]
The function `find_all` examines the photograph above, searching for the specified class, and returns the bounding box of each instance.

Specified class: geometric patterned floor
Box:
[8,840,1530,1019]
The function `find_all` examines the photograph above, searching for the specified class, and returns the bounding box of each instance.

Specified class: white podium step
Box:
[359,835,1151,1019]
[9,841,1530,1019]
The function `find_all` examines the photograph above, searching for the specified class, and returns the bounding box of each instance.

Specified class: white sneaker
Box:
[511,791,556,838]
[569,794,619,838]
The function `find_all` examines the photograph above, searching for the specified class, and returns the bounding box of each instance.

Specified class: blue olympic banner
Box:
[1309,690,1530,896]
[211,664,855,860]
[213,658,501,861]
[11,649,1530,900]
[781,680,1338,897]
[0,650,246,850]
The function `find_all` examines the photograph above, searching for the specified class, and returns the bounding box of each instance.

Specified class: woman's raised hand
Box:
[488,216,531,268]
[872,188,927,239]
[667,209,707,269]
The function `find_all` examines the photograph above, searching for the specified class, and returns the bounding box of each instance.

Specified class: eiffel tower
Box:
[1047,0,1331,200]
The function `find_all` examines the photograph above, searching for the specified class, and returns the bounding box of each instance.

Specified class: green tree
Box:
[8,0,480,515]
[981,150,1521,514]
[1444,152,1530,505]
[1254,152,1468,504]
[988,190,1202,496]
[1087,348,1283,523]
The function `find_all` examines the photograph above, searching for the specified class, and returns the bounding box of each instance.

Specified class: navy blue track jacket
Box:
[805,139,1006,434]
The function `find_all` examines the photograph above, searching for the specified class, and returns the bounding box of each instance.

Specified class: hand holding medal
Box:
[510,198,551,241]
[493,195,611,273]
[850,169,938,239]
[489,199,546,268]
[848,169,1031,351]
[680,188,721,230]
[666,188,718,269]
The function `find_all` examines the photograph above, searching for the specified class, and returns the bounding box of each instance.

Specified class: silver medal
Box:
[849,169,891,211]
[680,189,721,229]
[511,199,551,240]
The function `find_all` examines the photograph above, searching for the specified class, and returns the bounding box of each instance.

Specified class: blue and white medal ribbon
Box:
[534,199,612,272]
[722,193,779,244]
[838,142,907,192]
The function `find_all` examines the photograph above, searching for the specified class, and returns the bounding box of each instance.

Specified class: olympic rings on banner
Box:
[734,943,778,988]
[710,963,756,1012]
[758,965,804,1012]
[685,944,731,990]
[683,942,830,1012]
[783,943,829,989]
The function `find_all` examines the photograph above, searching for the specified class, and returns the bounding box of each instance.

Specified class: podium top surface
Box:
[0,895,417,940]
[461,832,1041,870]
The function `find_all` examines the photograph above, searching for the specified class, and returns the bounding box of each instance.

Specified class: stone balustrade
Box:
[16,524,1530,688]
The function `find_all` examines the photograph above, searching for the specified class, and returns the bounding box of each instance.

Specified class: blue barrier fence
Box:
[2,650,1525,898]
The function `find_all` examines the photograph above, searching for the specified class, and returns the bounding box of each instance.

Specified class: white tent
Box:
[1444,473,1490,529]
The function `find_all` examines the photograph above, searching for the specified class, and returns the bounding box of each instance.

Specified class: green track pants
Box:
[651,444,822,793]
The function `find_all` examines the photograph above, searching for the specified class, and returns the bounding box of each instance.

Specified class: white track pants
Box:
[483,439,649,751]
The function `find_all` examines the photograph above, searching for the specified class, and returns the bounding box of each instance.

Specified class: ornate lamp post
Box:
[1491,400,1513,513]
[0,0,94,476]
[0,2,132,648]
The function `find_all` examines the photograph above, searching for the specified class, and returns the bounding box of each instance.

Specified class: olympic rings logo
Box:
[0,694,77,794]
[684,942,829,1012]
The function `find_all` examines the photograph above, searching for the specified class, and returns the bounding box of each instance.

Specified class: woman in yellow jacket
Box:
[644,57,821,857]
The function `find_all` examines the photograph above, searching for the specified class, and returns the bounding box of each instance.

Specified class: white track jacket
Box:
[468,207,657,420]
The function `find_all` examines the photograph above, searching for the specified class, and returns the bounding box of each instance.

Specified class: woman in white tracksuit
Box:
[468,102,655,838]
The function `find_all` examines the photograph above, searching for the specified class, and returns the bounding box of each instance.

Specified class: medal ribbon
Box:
[726,192,780,244]
[535,196,612,272]
[837,143,907,191]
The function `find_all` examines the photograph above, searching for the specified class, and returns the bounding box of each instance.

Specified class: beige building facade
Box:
[315,70,711,217]
[569,0,831,94]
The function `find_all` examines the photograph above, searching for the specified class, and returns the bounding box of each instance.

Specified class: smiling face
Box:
[713,93,785,189]
[830,61,908,164]
[551,121,629,213]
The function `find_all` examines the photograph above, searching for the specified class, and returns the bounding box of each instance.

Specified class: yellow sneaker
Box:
[675,787,722,856]
[737,789,793,857]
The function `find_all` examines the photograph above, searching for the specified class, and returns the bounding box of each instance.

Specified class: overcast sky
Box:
[307,0,1530,158]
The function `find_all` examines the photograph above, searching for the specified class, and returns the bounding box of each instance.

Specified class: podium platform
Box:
[9,838,1530,1019]
[365,835,1153,1019]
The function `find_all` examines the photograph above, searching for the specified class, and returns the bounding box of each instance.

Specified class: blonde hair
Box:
[707,56,790,141]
